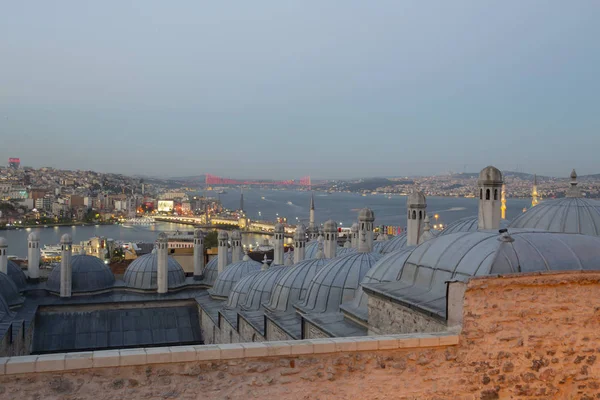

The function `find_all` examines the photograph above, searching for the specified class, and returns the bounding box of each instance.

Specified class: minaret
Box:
[157,232,168,294]
[323,219,338,258]
[531,174,539,207]
[351,223,359,249]
[273,223,285,265]
[566,169,582,198]
[240,189,244,213]
[193,228,204,280]
[294,224,306,263]
[407,190,427,246]
[357,208,375,252]
[60,234,73,298]
[0,237,7,274]
[501,184,507,220]
[477,166,504,230]
[230,230,242,263]
[217,230,229,274]
[28,232,41,281]
[309,192,316,239]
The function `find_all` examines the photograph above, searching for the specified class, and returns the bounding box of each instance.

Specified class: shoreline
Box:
[0,222,116,231]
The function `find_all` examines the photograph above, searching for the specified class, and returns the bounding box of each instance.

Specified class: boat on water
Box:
[41,245,62,259]
[122,216,155,228]
[261,196,266,200]
[287,201,293,205]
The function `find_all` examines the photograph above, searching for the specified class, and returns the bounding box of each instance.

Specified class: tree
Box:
[204,230,218,249]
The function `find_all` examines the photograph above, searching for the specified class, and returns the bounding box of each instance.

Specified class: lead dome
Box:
[124,252,185,290]
[407,190,426,206]
[0,272,24,307]
[296,251,381,314]
[478,166,503,185]
[47,255,115,293]
[208,255,261,299]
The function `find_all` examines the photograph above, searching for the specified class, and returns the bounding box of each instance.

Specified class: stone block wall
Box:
[367,296,446,335]
[238,317,265,343]
[1,271,600,399]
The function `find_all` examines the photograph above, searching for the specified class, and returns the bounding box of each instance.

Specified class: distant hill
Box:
[452,171,551,181]
[344,177,413,191]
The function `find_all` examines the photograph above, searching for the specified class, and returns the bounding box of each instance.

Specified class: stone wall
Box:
[265,319,293,341]
[218,315,240,344]
[303,320,331,339]
[367,295,446,335]
[200,309,218,345]
[2,271,600,399]
[238,317,265,343]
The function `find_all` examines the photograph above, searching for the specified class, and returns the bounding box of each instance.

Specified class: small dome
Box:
[571,169,577,179]
[296,251,382,314]
[209,257,262,298]
[509,197,600,236]
[225,270,263,309]
[374,233,408,254]
[407,190,426,206]
[323,220,338,232]
[124,253,185,290]
[478,166,503,185]
[7,261,26,291]
[157,232,168,241]
[264,257,330,313]
[230,230,241,240]
[274,223,284,233]
[203,252,232,286]
[47,255,115,293]
[194,229,204,239]
[351,223,359,232]
[241,265,289,311]
[439,216,510,236]
[0,272,23,307]
[28,232,40,241]
[358,208,375,222]
[60,234,72,243]
[0,237,6,247]
[218,230,229,240]
[340,248,413,320]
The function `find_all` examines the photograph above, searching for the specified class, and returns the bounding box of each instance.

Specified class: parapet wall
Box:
[1,271,600,399]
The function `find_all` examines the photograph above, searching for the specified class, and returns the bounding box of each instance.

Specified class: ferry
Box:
[122,216,155,228]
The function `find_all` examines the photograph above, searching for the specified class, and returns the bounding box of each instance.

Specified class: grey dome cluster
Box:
[367,230,600,318]
[225,270,262,309]
[509,197,600,236]
[241,265,289,311]
[264,258,330,313]
[373,233,408,254]
[7,261,27,291]
[203,252,232,286]
[209,256,262,298]
[47,255,115,293]
[340,248,413,320]
[297,251,381,314]
[0,272,23,307]
[124,252,185,290]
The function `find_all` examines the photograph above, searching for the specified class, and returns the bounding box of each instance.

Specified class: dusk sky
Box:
[1,1,599,179]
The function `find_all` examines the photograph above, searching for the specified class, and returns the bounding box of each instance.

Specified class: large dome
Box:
[374,233,408,254]
[241,265,289,311]
[124,252,185,290]
[509,197,600,236]
[296,251,382,314]
[7,260,26,291]
[264,257,330,313]
[0,272,23,307]
[202,252,232,286]
[47,255,115,293]
[208,256,262,299]
[365,230,600,319]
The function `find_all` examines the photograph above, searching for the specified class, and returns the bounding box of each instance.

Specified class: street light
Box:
[434,214,439,222]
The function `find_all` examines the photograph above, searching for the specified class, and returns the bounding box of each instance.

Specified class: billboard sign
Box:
[157,200,174,212]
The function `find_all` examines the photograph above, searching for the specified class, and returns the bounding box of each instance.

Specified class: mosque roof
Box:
[47,255,116,293]
[264,258,330,313]
[438,216,510,236]
[374,233,408,254]
[296,251,382,314]
[241,265,289,311]
[208,255,262,299]
[225,270,262,310]
[7,261,26,291]
[508,197,600,236]
[364,230,600,319]
[202,252,232,286]
[123,252,185,290]
[0,272,24,307]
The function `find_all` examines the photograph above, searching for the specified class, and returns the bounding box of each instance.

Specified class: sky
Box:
[1,1,599,179]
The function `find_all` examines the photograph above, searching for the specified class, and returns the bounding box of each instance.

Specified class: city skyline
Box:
[1,1,599,178]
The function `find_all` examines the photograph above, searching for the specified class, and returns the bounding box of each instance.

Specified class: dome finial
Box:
[566,168,582,198]
[79,247,86,255]
[262,254,269,270]
[423,214,431,232]
[243,249,250,262]
[315,241,325,259]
